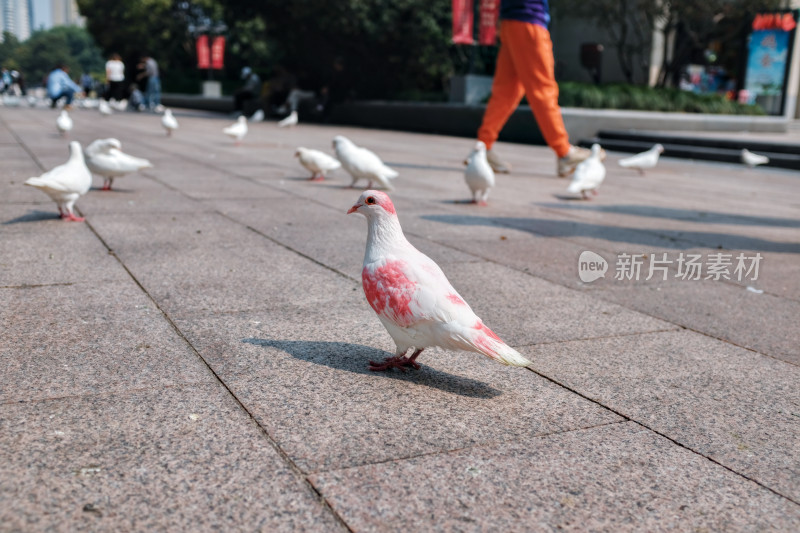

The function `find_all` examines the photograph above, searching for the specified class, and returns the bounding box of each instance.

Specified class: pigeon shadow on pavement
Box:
[242,338,501,399]
[3,210,61,224]
[422,214,800,254]
[536,203,800,228]
[552,194,585,201]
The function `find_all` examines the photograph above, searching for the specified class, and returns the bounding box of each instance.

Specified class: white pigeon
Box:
[333,135,399,190]
[24,141,92,221]
[464,140,495,205]
[56,110,72,136]
[223,115,248,145]
[618,143,664,175]
[348,190,532,371]
[161,108,178,136]
[295,147,341,181]
[278,110,298,128]
[567,144,606,199]
[84,138,153,190]
[98,100,113,116]
[741,148,769,168]
[249,109,265,122]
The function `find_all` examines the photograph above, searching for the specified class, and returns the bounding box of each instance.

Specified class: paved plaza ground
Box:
[1,105,799,531]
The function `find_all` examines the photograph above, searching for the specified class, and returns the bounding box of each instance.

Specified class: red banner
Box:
[452,0,474,44]
[752,12,796,31]
[478,0,499,45]
[211,36,225,70]
[196,35,210,69]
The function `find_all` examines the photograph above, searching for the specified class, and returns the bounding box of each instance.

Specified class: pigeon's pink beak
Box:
[347,203,361,214]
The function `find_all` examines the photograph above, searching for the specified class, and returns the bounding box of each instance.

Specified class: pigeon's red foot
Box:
[101,183,111,191]
[63,213,84,222]
[477,200,488,207]
[368,348,423,372]
[309,175,325,182]
[591,189,599,196]
[368,356,421,371]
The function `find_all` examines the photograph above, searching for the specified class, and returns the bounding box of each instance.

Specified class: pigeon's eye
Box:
[365,197,376,205]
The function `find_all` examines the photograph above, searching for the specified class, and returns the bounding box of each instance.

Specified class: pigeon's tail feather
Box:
[24,177,47,188]
[567,181,582,194]
[469,322,532,367]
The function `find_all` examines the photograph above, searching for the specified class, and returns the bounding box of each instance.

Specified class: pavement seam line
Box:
[76,216,356,533]
[305,419,629,476]
[511,326,682,349]
[1,381,221,407]
[136,170,358,283]
[523,365,800,507]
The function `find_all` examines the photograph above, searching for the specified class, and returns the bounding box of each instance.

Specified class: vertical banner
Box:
[478,0,499,45]
[452,0,474,44]
[196,35,210,69]
[211,36,226,70]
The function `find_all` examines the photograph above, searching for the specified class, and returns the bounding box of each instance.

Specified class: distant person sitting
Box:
[46,64,83,109]
[233,66,261,116]
[127,83,145,111]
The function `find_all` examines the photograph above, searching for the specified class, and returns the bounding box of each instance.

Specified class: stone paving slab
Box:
[593,277,800,365]
[2,105,799,530]
[173,309,622,473]
[0,280,215,403]
[529,330,800,501]
[0,385,344,532]
[86,211,356,318]
[310,422,800,532]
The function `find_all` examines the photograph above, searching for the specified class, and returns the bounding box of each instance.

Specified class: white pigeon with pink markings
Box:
[348,190,532,371]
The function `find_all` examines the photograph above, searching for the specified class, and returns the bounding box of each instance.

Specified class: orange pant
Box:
[478,20,571,158]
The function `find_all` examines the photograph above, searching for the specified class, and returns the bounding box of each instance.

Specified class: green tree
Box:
[8,26,103,85]
[218,0,463,99]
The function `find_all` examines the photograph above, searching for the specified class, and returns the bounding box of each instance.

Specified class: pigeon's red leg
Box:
[581,191,589,200]
[63,212,85,222]
[309,173,324,182]
[592,189,598,196]
[369,349,423,371]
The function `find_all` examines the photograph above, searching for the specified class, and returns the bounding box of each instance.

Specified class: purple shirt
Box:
[500,0,550,28]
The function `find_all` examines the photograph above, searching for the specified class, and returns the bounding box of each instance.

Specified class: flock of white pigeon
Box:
[18,102,775,372]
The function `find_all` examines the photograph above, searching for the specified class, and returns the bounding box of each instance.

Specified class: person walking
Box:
[105,53,125,101]
[475,0,601,177]
[46,64,83,109]
[137,55,162,111]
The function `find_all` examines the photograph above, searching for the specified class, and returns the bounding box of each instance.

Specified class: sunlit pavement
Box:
[2,105,799,531]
